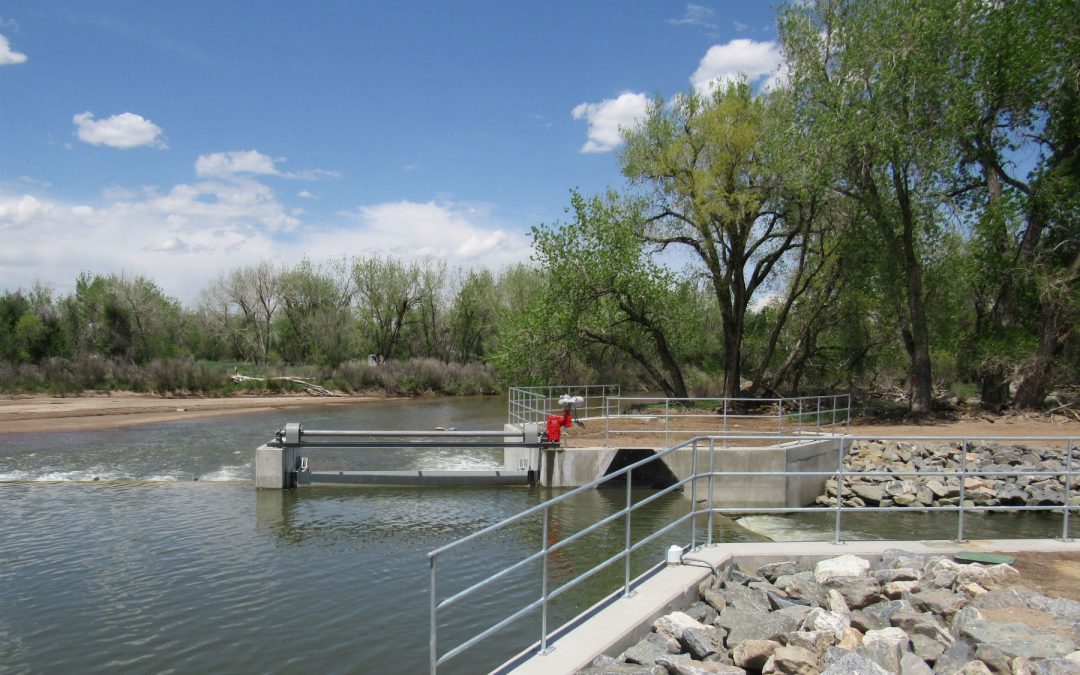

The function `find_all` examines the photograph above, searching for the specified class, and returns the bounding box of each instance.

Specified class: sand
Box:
[0,392,390,434]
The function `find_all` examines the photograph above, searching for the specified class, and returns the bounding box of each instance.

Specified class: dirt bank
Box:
[0,392,391,433]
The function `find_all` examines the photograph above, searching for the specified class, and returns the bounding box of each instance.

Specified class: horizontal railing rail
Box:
[428,432,1076,674]
[508,384,621,427]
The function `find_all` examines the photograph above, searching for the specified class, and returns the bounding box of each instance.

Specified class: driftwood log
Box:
[230,373,336,397]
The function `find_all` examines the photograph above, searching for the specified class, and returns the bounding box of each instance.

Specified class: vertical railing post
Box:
[430,554,438,675]
[778,399,784,435]
[1063,439,1074,542]
[722,400,728,448]
[816,397,821,433]
[957,440,968,543]
[690,439,698,549]
[707,437,715,547]
[605,396,610,449]
[540,506,550,654]
[834,435,846,544]
[664,399,670,449]
[624,467,633,597]
[798,399,804,435]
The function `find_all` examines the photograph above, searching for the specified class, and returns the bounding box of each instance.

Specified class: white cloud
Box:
[668,4,716,29]
[194,150,341,181]
[310,200,529,265]
[0,185,529,302]
[195,150,278,177]
[298,190,317,199]
[571,92,650,153]
[73,111,166,149]
[0,33,27,65]
[690,39,782,94]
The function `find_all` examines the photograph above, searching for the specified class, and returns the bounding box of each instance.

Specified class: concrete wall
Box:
[534,436,841,508]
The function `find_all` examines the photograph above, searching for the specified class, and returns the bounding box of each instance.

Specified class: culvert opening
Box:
[598,449,679,489]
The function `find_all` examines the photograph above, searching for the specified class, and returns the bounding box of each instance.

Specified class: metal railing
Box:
[427,432,1076,674]
[601,394,851,448]
[508,384,620,426]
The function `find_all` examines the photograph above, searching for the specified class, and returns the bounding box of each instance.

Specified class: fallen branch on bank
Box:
[230,373,336,397]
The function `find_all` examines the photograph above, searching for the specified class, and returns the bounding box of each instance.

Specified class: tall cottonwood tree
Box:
[779,0,963,412]
[621,83,807,398]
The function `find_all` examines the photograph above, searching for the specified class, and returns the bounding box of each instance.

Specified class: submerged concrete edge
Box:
[500,538,1080,675]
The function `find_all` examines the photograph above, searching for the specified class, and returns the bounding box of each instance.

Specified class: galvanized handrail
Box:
[428,432,1076,674]
[508,384,621,427]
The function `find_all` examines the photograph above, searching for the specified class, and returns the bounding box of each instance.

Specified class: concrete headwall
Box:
[532,436,840,509]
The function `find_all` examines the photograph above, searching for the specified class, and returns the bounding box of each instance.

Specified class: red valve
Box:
[545,409,573,443]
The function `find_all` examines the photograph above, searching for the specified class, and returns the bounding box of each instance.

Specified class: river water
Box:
[0,396,1071,674]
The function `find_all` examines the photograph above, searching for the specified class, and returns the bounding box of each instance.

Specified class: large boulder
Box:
[815,555,871,583]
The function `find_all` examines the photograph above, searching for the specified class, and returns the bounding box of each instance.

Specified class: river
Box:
[0,396,1070,674]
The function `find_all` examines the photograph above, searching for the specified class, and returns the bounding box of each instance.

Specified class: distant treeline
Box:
[2,0,1077,410]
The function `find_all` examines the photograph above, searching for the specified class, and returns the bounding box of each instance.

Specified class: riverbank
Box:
[0,392,400,433]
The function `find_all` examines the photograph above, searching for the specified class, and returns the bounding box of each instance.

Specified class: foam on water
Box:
[197,464,251,482]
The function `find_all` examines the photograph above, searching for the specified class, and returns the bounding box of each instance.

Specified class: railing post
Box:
[605,397,610,449]
[707,437,715,547]
[540,506,551,654]
[778,399,784,434]
[798,398,804,435]
[624,467,633,597]
[722,400,728,448]
[1063,439,1075,542]
[957,440,968,543]
[664,399,670,449]
[429,554,438,675]
[690,439,698,549]
[816,397,821,432]
[834,435,846,545]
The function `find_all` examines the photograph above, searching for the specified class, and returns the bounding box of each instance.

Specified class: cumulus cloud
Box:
[668,4,716,29]
[195,150,278,177]
[571,92,650,153]
[73,111,166,149]
[195,150,341,181]
[690,39,782,94]
[0,33,27,65]
[308,200,529,265]
[0,186,529,302]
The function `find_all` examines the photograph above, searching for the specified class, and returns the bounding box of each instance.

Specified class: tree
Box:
[779,0,965,412]
[277,258,357,365]
[201,262,282,363]
[621,83,808,398]
[527,191,694,397]
[449,268,499,363]
[352,255,424,362]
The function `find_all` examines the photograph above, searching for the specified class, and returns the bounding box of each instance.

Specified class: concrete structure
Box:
[498,538,1080,675]
[503,436,841,509]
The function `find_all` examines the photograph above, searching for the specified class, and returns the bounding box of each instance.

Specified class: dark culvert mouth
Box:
[598,449,679,489]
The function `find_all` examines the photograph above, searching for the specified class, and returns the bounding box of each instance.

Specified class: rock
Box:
[899,651,933,675]
[873,567,921,584]
[654,612,709,641]
[722,583,772,614]
[801,608,851,639]
[890,610,954,656]
[885,580,921,598]
[783,630,835,657]
[732,639,780,670]
[852,484,886,504]
[973,643,1011,674]
[757,561,801,583]
[827,589,850,614]
[838,627,863,651]
[702,587,727,612]
[925,559,965,589]
[857,599,913,632]
[656,654,747,674]
[729,568,764,586]
[908,589,967,620]
[825,576,882,609]
[1012,656,1080,674]
[958,583,988,599]
[819,648,889,674]
[682,627,727,661]
[578,654,667,674]
[935,639,978,675]
[684,601,719,626]
[774,572,827,608]
[960,619,1076,660]
[910,633,948,661]
[767,590,810,611]
[622,632,681,665]
[956,661,993,675]
[763,645,818,675]
[859,626,912,673]
[815,556,871,582]
[955,564,1021,591]
[717,607,804,645]
[879,549,927,571]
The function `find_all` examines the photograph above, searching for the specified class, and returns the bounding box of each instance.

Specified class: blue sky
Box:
[0,1,782,301]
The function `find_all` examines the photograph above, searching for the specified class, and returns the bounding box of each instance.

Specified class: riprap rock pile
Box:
[578,551,1080,674]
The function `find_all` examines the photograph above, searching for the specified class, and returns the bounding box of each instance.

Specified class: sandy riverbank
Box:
[0,392,392,434]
